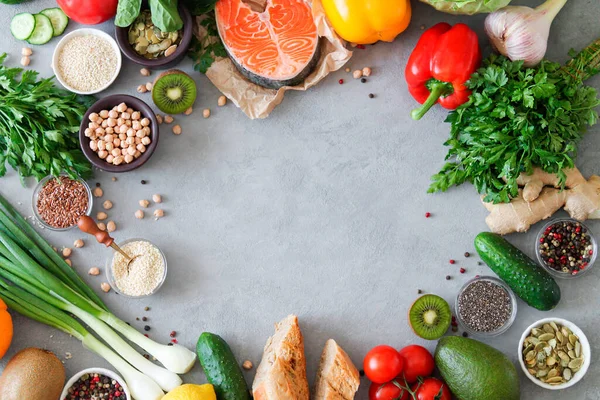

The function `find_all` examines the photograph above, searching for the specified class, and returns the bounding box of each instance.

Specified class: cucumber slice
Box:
[27,14,54,45]
[10,13,36,40]
[40,8,69,37]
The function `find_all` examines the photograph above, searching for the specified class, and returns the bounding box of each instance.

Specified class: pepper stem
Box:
[411,82,451,120]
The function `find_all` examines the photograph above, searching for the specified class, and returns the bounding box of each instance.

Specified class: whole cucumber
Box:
[196,332,250,400]
[475,232,561,311]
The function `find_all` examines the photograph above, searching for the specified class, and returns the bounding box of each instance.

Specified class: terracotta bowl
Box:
[114,2,193,69]
[79,94,159,173]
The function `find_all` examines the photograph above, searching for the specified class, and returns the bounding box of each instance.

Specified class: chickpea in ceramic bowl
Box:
[79,95,159,172]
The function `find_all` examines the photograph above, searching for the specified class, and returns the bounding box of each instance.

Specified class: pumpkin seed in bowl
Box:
[128,10,182,59]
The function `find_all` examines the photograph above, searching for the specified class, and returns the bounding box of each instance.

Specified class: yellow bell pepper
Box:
[321,0,412,45]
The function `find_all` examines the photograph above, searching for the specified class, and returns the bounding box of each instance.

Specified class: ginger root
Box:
[484,167,600,234]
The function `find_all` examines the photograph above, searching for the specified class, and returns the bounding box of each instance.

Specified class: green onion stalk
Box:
[0,193,197,399]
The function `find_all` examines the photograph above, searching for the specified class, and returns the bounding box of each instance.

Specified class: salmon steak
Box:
[215,0,320,89]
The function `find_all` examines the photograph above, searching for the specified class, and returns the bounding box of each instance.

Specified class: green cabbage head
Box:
[420,0,512,14]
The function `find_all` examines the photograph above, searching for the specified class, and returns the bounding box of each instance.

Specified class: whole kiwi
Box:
[0,347,65,400]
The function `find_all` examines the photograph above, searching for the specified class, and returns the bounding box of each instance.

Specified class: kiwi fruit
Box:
[409,294,451,340]
[152,69,197,114]
[0,347,65,400]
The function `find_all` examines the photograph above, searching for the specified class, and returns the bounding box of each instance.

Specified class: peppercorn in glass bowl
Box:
[61,367,131,400]
[455,276,517,338]
[32,174,93,231]
[106,238,167,298]
[535,218,597,279]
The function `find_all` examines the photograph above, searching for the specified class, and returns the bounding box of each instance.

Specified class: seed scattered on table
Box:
[218,95,227,107]
[137,84,148,93]
[101,282,111,293]
[97,222,106,231]
[37,177,89,229]
[88,267,100,276]
[152,194,162,203]
[344,67,350,73]
[74,239,84,248]
[20,56,30,67]
[139,199,150,208]
[62,248,72,257]
[458,280,512,333]
[362,67,372,77]
[203,109,211,119]
[352,70,362,79]
[135,210,145,219]
[93,187,103,197]
[21,47,32,56]
[184,107,193,115]
[172,124,182,135]
[242,360,253,370]
[164,115,173,124]
[103,200,113,210]
[97,211,108,221]
[145,82,153,91]
[65,259,72,267]
[140,68,151,76]
[154,209,164,219]
[106,221,116,233]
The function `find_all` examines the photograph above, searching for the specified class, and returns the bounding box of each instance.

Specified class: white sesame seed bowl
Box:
[518,318,590,390]
[106,238,167,298]
[52,28,122,95]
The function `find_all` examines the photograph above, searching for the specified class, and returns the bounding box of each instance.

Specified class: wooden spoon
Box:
[77,215,135,265]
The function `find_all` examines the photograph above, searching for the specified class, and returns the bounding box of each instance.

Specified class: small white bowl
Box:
[518,318,591,390]
[61,368,131,400]
[52,28,121,95]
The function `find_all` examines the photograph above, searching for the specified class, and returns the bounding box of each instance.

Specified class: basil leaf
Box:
[181,0,218,15]
[149,0,183,33]
[115,0,143,27]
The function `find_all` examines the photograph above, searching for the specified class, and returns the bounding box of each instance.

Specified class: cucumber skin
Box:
[197,333,251,400]
[475,232,561,311]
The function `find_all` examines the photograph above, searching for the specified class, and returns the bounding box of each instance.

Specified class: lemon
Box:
[162,384,217,400]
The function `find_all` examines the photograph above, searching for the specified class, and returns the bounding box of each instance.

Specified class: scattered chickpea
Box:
[164,115,174,124]
[154,209,164,219]
[242,360,253,370]
[97,212,108,220]
[184,107,193,115]
[88,267,100,276]
[203,109,211,119]
[352,70,363,79]
[145,82,153,91]
[93,187,103,197]
[172,125,182,135]
[106,221,116,233]
[21,47,32,56]
[140,68,151,76]
[74,239,85,248]
[65,259,72,267]
[218,95,227,107]
[345,67,350,73]
[156,114,163,124]
[137,84,148,93]
[20,56,30,67]
[139,199,150,208]
[103,200,113,210]
[362,67,372,77]
[97,222,106,231]
[62,247,72,257]
[135,210,145,219]
[152,194,162,203]
[101,282,111,293]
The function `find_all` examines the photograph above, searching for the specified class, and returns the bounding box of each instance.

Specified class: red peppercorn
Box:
[425,212,431,218]
[171,338,178,344]
[449,259,455,264]
[170,331,177,338]
[459,268,466,274]
[539,238,544,243]
[590,250,594,255]
[357,44,366,49]
[338,79,344,84]
[144,334,149,338]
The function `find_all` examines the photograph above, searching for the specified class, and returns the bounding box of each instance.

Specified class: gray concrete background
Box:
[1,0,600,398]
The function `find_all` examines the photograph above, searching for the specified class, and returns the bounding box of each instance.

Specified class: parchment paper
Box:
[194,0,352,119]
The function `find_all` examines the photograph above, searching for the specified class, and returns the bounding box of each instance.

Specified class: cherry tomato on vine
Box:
[413,378,452,400]
[364,345,404,384]
[369,380,409,400]
[398,345,435,383]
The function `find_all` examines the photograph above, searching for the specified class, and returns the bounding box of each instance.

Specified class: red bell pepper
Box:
[405,23,481,120]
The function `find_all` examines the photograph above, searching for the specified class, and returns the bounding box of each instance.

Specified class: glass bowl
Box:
[535,218,597,279]
[106,238,167,298]
[32,174,93,231]
[455,276,517,337]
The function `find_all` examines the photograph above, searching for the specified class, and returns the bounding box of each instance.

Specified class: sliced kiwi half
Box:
[152,69,197,114]
[409,294,451,340]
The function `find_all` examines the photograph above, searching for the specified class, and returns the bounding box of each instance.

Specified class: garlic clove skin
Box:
[485,6,550,67]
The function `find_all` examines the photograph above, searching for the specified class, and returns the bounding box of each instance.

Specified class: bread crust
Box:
[313,339,360,400]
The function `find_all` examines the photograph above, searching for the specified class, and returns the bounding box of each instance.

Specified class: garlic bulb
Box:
[485,0,568,67]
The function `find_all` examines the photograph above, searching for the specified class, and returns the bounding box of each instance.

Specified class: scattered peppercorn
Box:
[142,316,147,322]
[477,261,482,266]
[446,275,451,280]
[451,325,458,332]
[171,338,178,344]
[425,212,431,218]
[460,268,466,274]
[167,343,173,346]
[144,306,150,311]
[136,317,140,321]
[170,331,176,338]
[464,252,470,258]
[462,332,468,337]
[143,354,150,360]
[144,325,150,331]
[141,180,147,185]
[449,259,455,264]
[356,44,366,49]
[361,78,367,83]
[95,182,101,187]
[338,79,344,84]
[368,93,374,98]
[359,370,365,377]
[417,289,422,294]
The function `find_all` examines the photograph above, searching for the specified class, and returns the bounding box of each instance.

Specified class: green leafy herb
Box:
[115,0,142,28]
[419,0,512,15]
[429,52,600,204]
[181,0,217,15]
[148,0,183,33]
[0,53,94,184]
[188,13,227,74]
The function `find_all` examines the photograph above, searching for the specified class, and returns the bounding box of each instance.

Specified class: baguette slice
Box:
[314,339,360,400]
[252,315,310,400]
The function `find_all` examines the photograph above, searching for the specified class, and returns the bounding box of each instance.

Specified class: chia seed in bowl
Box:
[456,276,517,337]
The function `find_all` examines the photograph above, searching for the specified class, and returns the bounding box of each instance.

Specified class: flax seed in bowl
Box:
[32,175,93,231]
[52,29,121,95]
